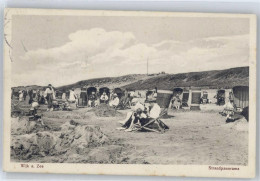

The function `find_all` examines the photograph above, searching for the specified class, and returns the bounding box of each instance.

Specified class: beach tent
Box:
[173,88,183,97]
[113,88,125,99]
[55,90,63,99]
[87,87,97,95]
[156,90,173,108]
[99,87,110,96]
[113,88,131,109]
[206,89,218,104]
[201,91,209,104]
[87,87,97,101]
[156,90,173,116]
[216,89,225,106]
[146,90,154,97]
[169,88,183,109]
[99,87,110,103]
[188,88,201,110]
[202,91,208,99]
[78,87,87,107]
[182,89,190,107]
[87,87,98,107]
[232,86,249,110]
[65,91,70,99]
[145,90,156,103]
[74,88,81,98]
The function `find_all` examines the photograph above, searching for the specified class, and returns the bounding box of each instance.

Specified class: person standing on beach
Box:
[23,90,27,101]
[44,84,55,111]
[69,88,78,107]
[18,90,24,102]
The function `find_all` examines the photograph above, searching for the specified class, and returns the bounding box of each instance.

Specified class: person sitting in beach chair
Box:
[63,101,72,111]
[117,102,148,131]
[117,102,168,133]
[171,94,181,110]
[115,92,132,110]
[88,91,98,107]
[100,92,109,104]
[109,93,120,107]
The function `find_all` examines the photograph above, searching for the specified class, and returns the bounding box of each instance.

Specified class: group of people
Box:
[13,84,172,133]
[17,90,28,102]
[117,101,161,132]
[87,91,121,108]
[16,85,134,112]
[12,84,56,112]
[13,83,146,118]
[67,88,134,108]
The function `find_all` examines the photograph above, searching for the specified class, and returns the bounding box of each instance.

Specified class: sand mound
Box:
[11,102,26,117]
[224,117,248,132]
[43,111,91,120]
[88,104,122,117]
[11,120,109,160]
[11,132,59,160]
[57,120,109,153]
[232,117,248,132]
[45,145,129,164]
[11,117,50,135]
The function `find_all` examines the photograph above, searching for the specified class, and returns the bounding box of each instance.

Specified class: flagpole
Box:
[147,57,148,75]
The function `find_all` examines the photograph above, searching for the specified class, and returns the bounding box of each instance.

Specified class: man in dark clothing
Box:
[80,88,87,106]
[88,92,97,107]
[28,89,33,104]
[23,90,27,101]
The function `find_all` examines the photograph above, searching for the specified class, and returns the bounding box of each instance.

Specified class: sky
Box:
[10,15,250,87]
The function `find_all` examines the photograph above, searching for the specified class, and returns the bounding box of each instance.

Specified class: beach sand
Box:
[10,100,248,165]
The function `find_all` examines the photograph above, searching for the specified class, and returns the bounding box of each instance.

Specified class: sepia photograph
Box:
[3,8,257,178]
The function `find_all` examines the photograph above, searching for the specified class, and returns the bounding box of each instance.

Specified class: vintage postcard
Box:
[3,8,257,178]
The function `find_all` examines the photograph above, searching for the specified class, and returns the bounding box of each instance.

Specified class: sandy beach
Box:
[10,100,248,165]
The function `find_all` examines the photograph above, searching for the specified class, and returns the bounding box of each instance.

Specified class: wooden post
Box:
[147,58,148,75]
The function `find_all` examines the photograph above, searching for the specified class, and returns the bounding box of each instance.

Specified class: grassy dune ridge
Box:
[12,66,249,91]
